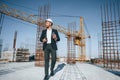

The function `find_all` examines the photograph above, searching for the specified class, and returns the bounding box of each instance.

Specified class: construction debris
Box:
[16,48,30,62]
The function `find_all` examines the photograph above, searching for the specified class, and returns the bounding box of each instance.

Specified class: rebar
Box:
[101,0,120,69]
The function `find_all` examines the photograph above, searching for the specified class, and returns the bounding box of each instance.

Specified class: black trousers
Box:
[44,44,56,75]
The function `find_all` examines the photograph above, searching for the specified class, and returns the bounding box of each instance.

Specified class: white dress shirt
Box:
[47,29,52,44]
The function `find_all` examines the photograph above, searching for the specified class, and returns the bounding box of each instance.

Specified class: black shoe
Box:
[43,75,49,80]
[50,71,54,76]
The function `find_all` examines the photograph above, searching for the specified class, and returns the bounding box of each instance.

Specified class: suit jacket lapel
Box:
[51,29,53,40]
[44,29,47,37]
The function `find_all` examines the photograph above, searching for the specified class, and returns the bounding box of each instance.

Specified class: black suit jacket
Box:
[40,29,60,50]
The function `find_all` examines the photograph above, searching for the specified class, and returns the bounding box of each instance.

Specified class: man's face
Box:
[45,21,52,28]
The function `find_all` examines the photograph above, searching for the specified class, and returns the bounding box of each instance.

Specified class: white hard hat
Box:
[45,18,53,23]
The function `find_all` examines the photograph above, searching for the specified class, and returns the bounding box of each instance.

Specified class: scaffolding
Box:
[67,22,76,64]
[35,4,50,66]
[101,1,120,69]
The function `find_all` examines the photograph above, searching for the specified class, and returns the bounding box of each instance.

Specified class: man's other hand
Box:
[43,38,47,43]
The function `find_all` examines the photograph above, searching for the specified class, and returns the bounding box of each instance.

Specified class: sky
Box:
[0,0,119,58]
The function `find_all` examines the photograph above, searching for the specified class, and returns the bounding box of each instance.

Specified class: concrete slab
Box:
[0,62,120,80]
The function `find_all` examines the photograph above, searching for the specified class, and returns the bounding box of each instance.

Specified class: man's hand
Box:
[52,34,57,40]
[42,38,47,43]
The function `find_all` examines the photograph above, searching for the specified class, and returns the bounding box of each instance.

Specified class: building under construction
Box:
[101,1,120,69]
[67,22,76,64]
[0,13,4,58]
[0,0,119,70]
[35,4,50,66]
[0,0,120,80]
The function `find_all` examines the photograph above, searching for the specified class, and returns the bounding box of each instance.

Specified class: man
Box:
[40,18,60,80]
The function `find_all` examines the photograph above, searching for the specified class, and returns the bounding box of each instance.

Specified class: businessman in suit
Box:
[40,18,60,80]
